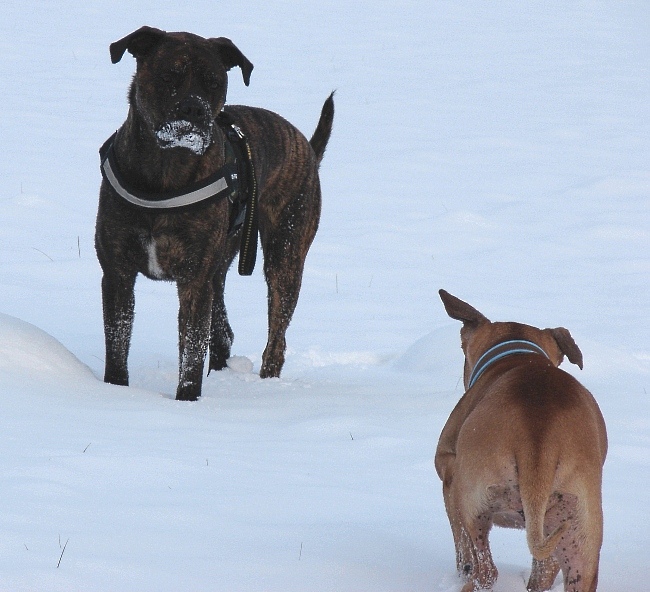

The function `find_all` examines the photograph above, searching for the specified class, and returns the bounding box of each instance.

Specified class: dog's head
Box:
[439,289,583,389]
[110,26,254,155]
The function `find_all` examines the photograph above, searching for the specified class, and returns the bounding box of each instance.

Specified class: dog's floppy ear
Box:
[439,289,489,326]
[110,26,167,64]
[548,327,583,369]
[209,37,254,86]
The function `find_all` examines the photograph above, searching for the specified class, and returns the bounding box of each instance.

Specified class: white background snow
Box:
[0,1,648,590]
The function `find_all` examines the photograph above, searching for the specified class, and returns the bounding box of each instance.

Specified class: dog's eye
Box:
[205,74,221,90]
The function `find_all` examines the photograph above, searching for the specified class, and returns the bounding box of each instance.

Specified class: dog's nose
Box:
[177,97,207,123]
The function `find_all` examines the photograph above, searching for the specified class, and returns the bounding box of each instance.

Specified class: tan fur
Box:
[436,290,607,592]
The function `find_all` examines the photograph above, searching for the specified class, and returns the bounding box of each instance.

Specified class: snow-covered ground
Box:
[0,1,648,590]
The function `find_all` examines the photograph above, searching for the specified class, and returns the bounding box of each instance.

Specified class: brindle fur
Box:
[95,27,334,400]
[435,290,607,592]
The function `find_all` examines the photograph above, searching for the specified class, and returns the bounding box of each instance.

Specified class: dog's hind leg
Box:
[461,512,498,592]
[548,490,602,592]
[259,189,320,379]
[527,556,560,592]
[525,491,564,591]
[451,483,498,591]
[176,279,214,400]
[260,256,302,378]
[101,269,137,386]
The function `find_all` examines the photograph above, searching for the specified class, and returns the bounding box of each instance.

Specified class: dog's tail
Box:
[309,91,335,166]
[519,452,569,561]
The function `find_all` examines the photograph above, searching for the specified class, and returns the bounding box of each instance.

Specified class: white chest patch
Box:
[146,240,165,279]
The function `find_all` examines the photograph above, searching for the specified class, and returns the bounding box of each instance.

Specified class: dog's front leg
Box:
[176,279,214,401]
[439,468,471,575]
[209,269,234,372]
[449,504,473,577]
[101,270,137,386]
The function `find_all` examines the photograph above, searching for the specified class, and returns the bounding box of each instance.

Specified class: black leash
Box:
[218,112,259,276]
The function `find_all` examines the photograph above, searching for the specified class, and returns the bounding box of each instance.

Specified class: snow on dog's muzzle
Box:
[155,96,214,154]
[156,120,213,155]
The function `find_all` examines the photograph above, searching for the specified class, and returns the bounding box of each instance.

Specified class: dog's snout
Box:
[177,97,207,123]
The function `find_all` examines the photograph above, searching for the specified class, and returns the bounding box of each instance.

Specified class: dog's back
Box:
[222,100,332,217]
[462,357,606,556]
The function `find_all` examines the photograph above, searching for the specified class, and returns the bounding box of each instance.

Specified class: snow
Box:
[0,1,648,591]
[156,118,213,155]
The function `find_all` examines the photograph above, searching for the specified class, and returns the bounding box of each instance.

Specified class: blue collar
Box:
[467,339,550,389]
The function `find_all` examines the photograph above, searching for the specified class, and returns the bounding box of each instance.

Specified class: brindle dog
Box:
[95,26,334,400]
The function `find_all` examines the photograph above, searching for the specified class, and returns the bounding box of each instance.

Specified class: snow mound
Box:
[394,325,463,384]
[226,355,255,373]
[301,347,384,368]
[0,313,95,384]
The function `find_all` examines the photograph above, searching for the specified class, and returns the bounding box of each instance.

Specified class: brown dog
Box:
[435,290,607,592]
[95,27,334,400]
